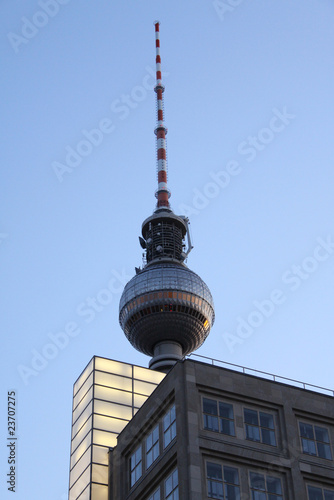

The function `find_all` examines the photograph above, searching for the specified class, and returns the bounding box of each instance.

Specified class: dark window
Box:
[203,398,219,432]
[207,462,240,499]
[165,469,178,500]
[146,424,159,469]
[244,408,276,446]
[147,487,160,500]
[307,485,334,500]
[299,422,332,460]
[250,472,283,499]
[130,445,142,487]
[203,398,235,436]
[163,405,176,448]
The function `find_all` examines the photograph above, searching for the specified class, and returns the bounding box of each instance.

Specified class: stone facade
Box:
[110,359,334,499]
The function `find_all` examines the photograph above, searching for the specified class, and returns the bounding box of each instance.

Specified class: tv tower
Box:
[119,22,215,372]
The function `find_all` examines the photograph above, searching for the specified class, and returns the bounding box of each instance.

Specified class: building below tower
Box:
[68,356,334,499]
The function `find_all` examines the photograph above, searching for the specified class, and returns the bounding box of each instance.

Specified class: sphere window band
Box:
[120,290,213,334]
[124,291,204,310]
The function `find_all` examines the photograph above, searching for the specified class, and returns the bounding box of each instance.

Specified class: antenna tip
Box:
[154,20,160,28]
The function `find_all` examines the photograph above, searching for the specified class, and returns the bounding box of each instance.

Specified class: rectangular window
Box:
[203,398,235,436]
[249,472,283,499]
[307,485,334,500]
[146,424,160,469]
[163,405,176,448]
[299,422,332,460]
[207,462,240,499]
[244,408,276,446]
[148,487,161,500]
[165,468,178,500]
[130,445,142,487]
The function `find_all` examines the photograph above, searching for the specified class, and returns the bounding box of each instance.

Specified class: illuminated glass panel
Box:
[70,447,91,488]
[91,483,108,500]
[93,414,128,434]
[70,431,92,470]
[72,402,93,439]
[94,357,132,377]
[94,399,132,420]
[69,465,90,500]
[73,372,94,409]
[134,366,165,384]
[93,429,117,448]
[134,393,148,408]
[134,379,157,396]
[92,445,108,466]
[91,463,108,484]
[72,415,92,446]
[76,484,90,500]
[71,416,92,454]
[73,387,93,424]
[73,358,94,396]
[95,370,132,391]
[94,385,133,406]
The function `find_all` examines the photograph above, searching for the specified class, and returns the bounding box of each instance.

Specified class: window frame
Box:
[147,486,161,500]
[249,470,283,499]
[146,423,160,470]
[163,404,177,449]
[202,396,235,437]
[130,444,143,487]
[206,460,241,499]
[307,484,334,500]
[165,468,178,500]
[244,407,277,447]
[299,421,332,460]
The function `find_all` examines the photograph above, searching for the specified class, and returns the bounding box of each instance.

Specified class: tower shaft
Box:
[154,21,170,209]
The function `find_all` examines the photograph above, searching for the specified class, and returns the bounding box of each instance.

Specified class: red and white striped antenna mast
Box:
[154,21,171,211]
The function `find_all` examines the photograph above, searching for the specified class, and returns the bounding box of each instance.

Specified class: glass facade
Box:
[68,356,165,500]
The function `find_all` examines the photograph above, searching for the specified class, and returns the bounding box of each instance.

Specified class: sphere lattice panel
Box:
[119,262,215,356]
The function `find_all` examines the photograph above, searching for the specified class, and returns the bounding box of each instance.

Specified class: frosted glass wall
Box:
[68,357,165,500]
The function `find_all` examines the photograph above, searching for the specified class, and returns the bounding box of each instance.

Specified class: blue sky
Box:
[1,1,334,498]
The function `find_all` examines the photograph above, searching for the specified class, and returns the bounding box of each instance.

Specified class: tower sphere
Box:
[119,260,215,361]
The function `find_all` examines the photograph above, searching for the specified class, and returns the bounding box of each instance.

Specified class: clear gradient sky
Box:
[1,1,334,499]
